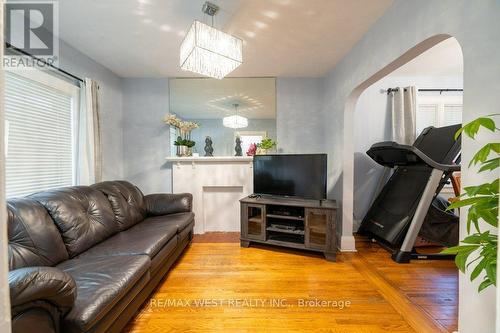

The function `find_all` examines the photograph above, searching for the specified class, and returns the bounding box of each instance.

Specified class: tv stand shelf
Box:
[240,196,337,261]
[266,214,304,221]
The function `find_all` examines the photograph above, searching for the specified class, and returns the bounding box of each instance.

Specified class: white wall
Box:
[320,0,499,331]
[59,40,124,180]
[353,75,463,228]
[122,78,171,194]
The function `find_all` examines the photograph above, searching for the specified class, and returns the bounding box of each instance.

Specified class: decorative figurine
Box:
[246,143,257,156]
[235,137,242,156]
[204,136,214,156]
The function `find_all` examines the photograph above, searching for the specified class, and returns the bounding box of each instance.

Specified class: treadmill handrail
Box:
[368,141,461,171]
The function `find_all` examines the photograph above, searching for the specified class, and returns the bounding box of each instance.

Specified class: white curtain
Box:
[390,86,417,145]
[77,78,102,185]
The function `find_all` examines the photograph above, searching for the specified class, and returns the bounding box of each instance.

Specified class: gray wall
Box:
[122,79,171,194]
[276,78,325,153]
[353,75,463,228]
[320,0,499,330]
[59,40,124,180]
[187,119,276,156]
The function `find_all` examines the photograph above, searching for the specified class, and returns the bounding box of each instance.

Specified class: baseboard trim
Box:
[339,235,357,252]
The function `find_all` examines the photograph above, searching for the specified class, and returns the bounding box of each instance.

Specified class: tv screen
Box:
[253,154,327,200]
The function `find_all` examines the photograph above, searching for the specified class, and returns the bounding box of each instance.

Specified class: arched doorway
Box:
[341,34,464,250]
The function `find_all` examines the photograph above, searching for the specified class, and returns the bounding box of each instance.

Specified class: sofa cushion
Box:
[57,255,150,333]
[144,193,192,216]
[78,217,178,258]
[144,212,195,233]
[91,181,145,231]
[7,198,69,270]
[30,186,118,257]
[150,236,179,274]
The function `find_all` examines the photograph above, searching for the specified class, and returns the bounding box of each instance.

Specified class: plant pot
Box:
[256,148,269,155]
[177,145,192,157]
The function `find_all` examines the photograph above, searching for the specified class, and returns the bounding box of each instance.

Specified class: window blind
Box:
[416,104,438,135]
[5,71,75,198]
[444,104,463,126]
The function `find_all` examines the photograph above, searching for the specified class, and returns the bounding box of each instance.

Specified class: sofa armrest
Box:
[9,266,77,315]
[144,193,193,216]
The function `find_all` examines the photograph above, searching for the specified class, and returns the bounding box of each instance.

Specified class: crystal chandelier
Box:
[223,104,248,129]
[180,2,243,79]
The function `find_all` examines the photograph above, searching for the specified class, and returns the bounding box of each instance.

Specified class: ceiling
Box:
[170,78,276,119]
[57,0,393,78]
[389,37,463,77]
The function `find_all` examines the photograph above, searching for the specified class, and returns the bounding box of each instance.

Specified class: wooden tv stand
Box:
[240,195,337,261]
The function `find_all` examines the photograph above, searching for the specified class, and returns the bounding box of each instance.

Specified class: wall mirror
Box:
[169,77,276,157]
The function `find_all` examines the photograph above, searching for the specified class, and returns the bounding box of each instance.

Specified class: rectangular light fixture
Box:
[180,20,243,79]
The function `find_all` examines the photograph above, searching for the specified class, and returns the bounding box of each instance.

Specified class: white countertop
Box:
[165,156,253,162]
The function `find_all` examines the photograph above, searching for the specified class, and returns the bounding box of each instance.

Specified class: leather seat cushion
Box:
[78,218,178,258]
[7,198,69,270]
[150,236,178,274]
[30,186,118,257]
[57,255,150,333]
[143,212,195,233]
[91,181,146,231]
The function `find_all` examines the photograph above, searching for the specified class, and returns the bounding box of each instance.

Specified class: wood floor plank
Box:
[123,233,457,333]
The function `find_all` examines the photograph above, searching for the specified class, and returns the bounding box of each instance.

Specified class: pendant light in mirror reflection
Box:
[180,2,243,79]
[223,103,248,129]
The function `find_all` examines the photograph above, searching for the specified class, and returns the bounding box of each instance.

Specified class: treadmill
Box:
[358,124,461,263]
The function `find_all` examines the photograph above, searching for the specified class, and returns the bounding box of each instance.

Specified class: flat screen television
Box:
[253,154,327,200]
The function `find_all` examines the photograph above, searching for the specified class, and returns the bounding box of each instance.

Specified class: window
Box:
[5,70,80,198]
[235,131,267,155]
[416,94,462,194]
[416,95,463,135]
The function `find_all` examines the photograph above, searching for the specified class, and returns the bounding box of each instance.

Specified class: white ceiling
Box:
[389,37,463,77]
[57,0,393,78]
[170,78,276,119]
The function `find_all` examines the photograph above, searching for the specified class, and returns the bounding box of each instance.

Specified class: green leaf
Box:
[454,127,464,140]
[463,183,495,196]
[454,245,480,272]
[479,158,500,172]
[478,117,497,132]
[476,209,499,227]
[485,262,497,284]
[470,257,488,281]
[478,278,494,292]
[459,117,497,140]
[492,178,499,192]
[447,195,496,210]
[461,234,484,244]
[469,143,500,167]
[441,246,461,254]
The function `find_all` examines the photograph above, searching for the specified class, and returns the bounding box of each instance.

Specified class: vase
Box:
[177,145,192,157]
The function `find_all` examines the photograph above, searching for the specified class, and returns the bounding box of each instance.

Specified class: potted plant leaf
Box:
[442,115,499,292]
[256,138,277,155]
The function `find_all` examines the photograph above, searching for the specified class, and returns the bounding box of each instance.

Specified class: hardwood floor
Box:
[123,233,458,333]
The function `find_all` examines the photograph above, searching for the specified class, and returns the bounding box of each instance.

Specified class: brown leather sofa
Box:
[7,180,194,333]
